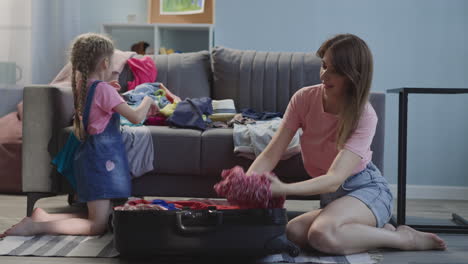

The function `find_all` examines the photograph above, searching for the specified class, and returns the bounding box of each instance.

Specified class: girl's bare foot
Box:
[3,217,37,236]
[31,208,50,222]
[396,225,446,251]
[383,223,396,231]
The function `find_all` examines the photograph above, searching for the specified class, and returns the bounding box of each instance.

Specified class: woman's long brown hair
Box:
[316,34,373,149]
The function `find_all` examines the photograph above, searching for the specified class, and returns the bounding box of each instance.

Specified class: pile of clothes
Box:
[114,198,240,211]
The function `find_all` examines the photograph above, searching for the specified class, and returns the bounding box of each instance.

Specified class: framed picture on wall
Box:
[148,0,214,24]
[160,0,205,15]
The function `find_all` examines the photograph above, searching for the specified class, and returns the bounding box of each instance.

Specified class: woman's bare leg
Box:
[286,209,322,248]
[303,196,446,255]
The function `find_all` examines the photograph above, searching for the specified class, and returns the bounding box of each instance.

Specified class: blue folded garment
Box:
[151,199,178,210]
[241,108,283,120]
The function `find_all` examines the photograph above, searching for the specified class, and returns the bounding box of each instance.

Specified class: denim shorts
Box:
[320,162,393,228]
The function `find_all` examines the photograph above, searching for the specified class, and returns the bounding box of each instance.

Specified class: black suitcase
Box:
[112,206,300,257]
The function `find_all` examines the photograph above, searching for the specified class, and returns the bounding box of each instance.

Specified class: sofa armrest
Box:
[22,85,74,193]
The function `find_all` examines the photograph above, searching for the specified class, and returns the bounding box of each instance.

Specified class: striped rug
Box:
[0,233,117,257]
[0,233,379,263]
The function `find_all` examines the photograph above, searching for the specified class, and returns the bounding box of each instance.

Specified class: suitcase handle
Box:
[176,210,223,234]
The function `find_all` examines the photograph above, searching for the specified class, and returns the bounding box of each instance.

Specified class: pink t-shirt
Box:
[86,81,125,135]
[283,84,377,177]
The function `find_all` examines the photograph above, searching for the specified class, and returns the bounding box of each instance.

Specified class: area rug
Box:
[0,233,380,263]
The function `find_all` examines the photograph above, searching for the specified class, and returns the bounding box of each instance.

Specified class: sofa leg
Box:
[26,192,55,217]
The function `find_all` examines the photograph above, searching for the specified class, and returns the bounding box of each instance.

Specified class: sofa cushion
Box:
[154,51,212,100]
[148,126,202,175]
[211,47,322,113]
[201,128,309,181]
[59,126,202,177]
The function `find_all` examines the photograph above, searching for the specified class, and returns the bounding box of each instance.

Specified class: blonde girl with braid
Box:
[2,33,157,236]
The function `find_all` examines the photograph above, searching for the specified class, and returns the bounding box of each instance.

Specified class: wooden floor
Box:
[0,194,467,264]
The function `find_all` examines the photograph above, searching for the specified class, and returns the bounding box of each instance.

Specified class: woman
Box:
[247,34,446,254]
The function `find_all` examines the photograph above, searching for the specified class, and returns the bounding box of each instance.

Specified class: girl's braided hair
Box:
[70,33,114,140]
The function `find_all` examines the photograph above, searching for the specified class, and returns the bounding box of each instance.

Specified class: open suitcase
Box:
[112,206,300,257]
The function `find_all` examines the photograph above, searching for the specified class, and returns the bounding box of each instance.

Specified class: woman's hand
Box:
[108,80,121,91]
[265,173,288,197]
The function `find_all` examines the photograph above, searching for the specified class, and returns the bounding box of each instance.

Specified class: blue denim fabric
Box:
[320,162,394,228]
[74,81,131,202]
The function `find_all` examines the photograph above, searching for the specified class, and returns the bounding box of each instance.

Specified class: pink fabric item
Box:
[214,166,285,209]
[144,115,167,126]
[282,84,377,177]
[127,56,157,91]
[0,101,23,193]
[50,49,135,89]
[0,143,22,193]
[87,81,125,135]
[0,112,22,145]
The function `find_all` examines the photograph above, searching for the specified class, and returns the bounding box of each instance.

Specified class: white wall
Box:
[0,0,32,85]
[79,0,148,34]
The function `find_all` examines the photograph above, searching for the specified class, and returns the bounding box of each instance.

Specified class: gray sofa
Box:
[22,47,385,216]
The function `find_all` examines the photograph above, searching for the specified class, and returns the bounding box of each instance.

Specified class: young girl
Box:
[247,34,446,254]
[1,33,157,236]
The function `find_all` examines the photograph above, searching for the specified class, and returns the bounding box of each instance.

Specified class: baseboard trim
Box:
[389,184,468,200]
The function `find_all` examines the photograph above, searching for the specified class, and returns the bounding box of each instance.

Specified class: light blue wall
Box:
[215,0,468,187]
[32,0,149,84]
[32,0,81,84]
[79,0,148,34]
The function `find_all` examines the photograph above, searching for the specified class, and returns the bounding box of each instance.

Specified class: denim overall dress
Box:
[73,81,131,202]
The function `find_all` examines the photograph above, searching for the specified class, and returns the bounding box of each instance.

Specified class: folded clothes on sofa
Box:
[233,117,301,160]
[122,82,171,108]
[209,99,237,122]
[120,82,175,126]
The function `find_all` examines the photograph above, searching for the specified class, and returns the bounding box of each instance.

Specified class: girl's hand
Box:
[265,173,288,197]
[147,101,159,117]
[108,80,121,91]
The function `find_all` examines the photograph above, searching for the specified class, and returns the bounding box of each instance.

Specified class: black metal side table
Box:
[387,87,468,234]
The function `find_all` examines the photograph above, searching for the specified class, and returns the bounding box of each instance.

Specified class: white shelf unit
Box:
[102,23,214,54]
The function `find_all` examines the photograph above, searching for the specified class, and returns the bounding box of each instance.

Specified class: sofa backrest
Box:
[211,46,322,114]
[369,93,385,173]
[121,51,212,99]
